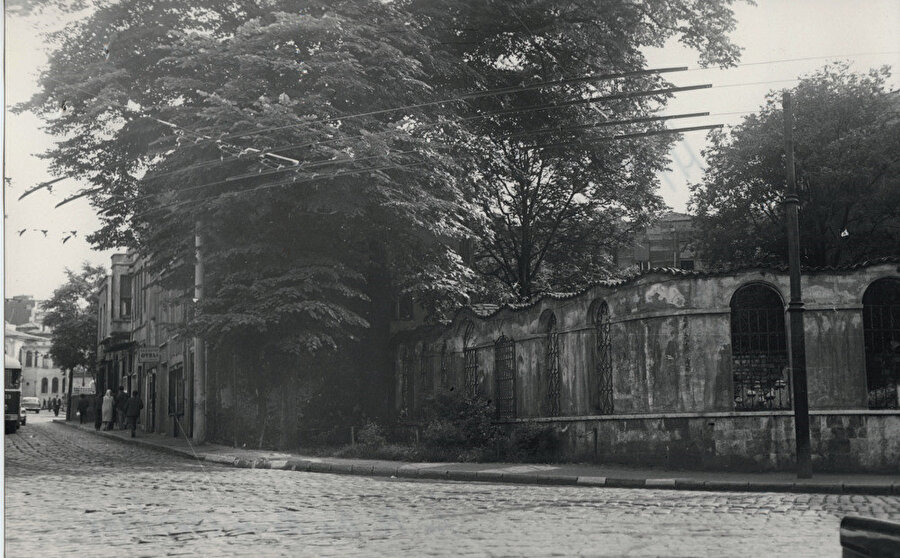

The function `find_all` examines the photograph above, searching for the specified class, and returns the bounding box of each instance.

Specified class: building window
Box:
[730,284,790,411]
[862,278,900,409]
[120,274,133,318]
[26,351,33,367]
[494,336,516,420]
[462,322,478,397]
[544,312,561,417]
[51,378,59,393]
[41,378,48,394]
[593,301,614,414]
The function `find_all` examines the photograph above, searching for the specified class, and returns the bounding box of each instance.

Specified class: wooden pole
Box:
[783,92,813,479]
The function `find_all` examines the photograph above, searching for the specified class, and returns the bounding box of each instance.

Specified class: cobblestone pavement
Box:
[6,421,900,557]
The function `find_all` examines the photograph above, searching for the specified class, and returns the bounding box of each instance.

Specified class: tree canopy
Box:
[20,0,748,351]
[40,263,106,376]
[409,0,744,300]
[690,64,900,267]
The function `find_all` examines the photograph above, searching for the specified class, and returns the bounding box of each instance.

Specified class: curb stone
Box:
[53,420,897,495]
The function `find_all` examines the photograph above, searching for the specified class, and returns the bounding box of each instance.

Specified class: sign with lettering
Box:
[137,348,160,364]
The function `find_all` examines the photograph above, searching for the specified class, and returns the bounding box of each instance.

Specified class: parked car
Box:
[21,397,40,413]
[19,406,26,426]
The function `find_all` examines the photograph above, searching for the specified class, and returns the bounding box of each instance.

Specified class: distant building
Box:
[616,212,701,271]
[6,296,59,400]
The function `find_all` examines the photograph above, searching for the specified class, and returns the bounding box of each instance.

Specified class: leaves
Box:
[40,263,106,375]
[690,63,900,267]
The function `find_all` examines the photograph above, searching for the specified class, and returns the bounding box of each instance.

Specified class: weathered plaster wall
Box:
[397,263,899,418]
[392,263,900,471]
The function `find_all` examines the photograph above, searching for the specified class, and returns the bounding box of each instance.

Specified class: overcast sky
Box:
[3,0,899,300]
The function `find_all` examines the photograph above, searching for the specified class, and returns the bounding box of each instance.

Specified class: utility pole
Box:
[193,220,207,444]
[783,92,812,478]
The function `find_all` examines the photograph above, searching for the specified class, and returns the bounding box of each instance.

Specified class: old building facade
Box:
[97,251,195,438]
[394,260,900,472]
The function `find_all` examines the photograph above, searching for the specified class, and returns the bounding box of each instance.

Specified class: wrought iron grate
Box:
[730,284,790,411]
[546,314,561,416]
[594,302,614,414]
[863,278,900,409]
[494,336,516,420]
[463,322,478,397]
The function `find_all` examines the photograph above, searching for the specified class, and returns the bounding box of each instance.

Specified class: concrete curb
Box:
[54,420,896,495]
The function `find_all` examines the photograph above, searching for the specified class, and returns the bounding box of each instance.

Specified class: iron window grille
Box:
[730,284,791,411]
[463,322,478,397]
[863,278,900,409]
[594,301,614,414]
[439,342,449,391]
[494,336,516,420]
[546,314,561,416]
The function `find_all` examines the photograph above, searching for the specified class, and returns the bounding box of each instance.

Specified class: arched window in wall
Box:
[593,301,614,414]
[494,336,516,420]
[730,284,790,411]
[41,378,48,394]
[51,377,59,393]
[543,312,561,417]
[462,322,478,397]
[862,278,900,409]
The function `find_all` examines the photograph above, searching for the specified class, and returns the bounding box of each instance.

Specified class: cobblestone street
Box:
[5,419,900,557]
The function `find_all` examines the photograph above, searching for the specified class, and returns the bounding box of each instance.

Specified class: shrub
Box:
[356,420,387,447]
[420,393,501,454]
[501,423,563,462]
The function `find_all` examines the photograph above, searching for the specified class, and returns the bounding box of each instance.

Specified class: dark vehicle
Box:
[5,355,23,434]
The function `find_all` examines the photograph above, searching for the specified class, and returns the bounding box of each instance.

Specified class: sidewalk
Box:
[55,420,900,495]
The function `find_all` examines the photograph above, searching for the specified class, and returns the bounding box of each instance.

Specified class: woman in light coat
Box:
[101,389,115,430]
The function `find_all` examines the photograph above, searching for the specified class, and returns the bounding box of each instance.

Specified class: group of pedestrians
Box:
[42,397,63,416]
[92,386,144,437]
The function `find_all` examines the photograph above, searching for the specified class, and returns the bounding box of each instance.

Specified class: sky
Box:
[2,0,899,300]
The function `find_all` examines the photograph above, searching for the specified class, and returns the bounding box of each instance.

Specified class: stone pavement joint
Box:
[54,419,899,495]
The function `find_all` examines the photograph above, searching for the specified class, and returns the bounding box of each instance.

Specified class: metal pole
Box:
[192,220,207,444]
[783,92,813,478]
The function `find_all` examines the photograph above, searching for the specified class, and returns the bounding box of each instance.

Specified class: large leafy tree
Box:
[412,0,745,300]
[41,263,106,383]
[690,64,900,267]
[20,0,480,440]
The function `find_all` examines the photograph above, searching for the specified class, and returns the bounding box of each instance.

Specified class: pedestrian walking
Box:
[102,390,114,430]
[53,397,61,417]
[77,394,89,424]
[94,393,103,430]
[115,386,128,429]
[125,391,143,438]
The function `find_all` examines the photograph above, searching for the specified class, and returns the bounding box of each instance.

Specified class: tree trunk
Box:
[257,389,268,450]
[65,367,74,421]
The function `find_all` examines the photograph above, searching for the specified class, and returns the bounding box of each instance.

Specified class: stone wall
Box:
[528,411,900,473]
[393,261,900,471]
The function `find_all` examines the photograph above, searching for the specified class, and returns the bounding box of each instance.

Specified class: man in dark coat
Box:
[76,394,90,424]
[94,393,103,430]
[114,386,128,429]
[124,391,143,438]
[52,397,61,416]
